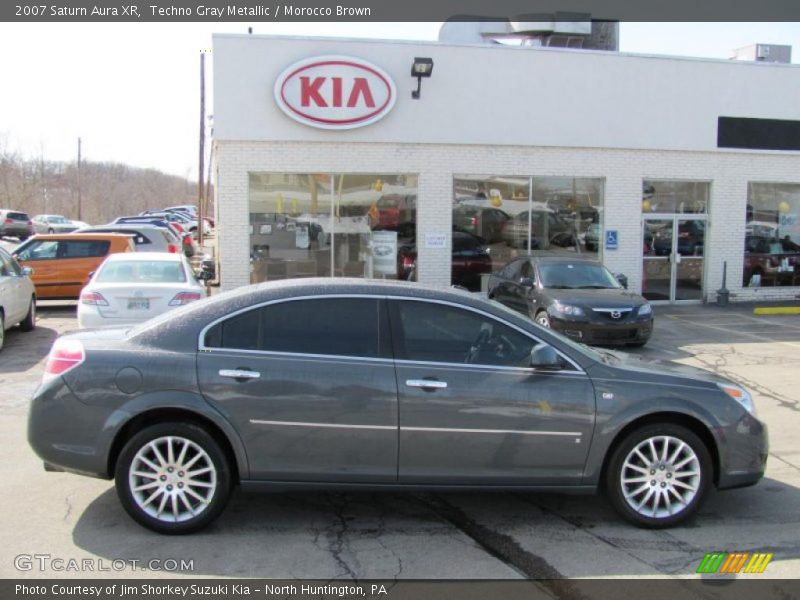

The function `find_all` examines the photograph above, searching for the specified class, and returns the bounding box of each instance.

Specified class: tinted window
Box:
[498,259,523,279]
[206,298,383,358]
[538,262,620,290]
[60,240,111,258]
[7,212,29,221]
[0,249,12,276]
[394,300,533,367]
[97,260,186,283]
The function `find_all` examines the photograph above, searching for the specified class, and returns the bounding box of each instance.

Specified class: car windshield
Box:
[538,262,621,289]
[96,260,186,283]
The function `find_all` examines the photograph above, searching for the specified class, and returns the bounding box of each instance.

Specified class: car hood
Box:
[543,287,646,309]
[590,348,728,387]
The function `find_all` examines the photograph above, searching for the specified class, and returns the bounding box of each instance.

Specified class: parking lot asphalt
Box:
[1,300,798,581]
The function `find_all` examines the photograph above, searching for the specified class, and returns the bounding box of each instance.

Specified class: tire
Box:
[605,423,712,528]
[0,311,5,352]
[534,310,550,328]
[19,297,36,332]
[48,228,54,234]
[115,422,232,534]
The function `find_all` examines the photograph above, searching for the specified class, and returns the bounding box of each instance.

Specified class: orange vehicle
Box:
[12,234,135,300]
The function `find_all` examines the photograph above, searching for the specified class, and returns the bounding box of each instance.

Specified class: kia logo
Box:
[274,56,397,130]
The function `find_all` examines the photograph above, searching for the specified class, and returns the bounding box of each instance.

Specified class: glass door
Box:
[642,217,705,302]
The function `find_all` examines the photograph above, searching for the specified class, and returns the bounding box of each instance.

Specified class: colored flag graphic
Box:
[696,552,773,574]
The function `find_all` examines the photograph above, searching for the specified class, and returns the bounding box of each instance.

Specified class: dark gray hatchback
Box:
[28,279,767,534]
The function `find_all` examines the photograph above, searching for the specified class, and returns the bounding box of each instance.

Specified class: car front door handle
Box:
[405,379,447,390]
[219,369,261,380]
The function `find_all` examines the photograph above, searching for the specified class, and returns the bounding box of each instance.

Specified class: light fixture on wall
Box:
[411,57,434,99]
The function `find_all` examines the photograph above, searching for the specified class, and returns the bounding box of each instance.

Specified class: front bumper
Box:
[717,414,769,490]
[550,315,653,345]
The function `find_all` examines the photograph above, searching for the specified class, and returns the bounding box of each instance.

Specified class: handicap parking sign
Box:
[605,230,618,250]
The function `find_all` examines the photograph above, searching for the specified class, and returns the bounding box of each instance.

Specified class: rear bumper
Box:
[550,316,653,345]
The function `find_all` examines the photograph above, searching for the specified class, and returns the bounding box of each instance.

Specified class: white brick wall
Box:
[214,140,800,302]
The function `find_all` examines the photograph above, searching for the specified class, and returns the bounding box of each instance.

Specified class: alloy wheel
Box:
[128,436,217,523]
[619,435,701,519]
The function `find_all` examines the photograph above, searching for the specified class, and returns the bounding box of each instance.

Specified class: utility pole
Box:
[198,52,206,247]
[77,137,82,221]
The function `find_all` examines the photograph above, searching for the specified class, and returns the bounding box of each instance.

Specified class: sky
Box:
[0,22,799,180]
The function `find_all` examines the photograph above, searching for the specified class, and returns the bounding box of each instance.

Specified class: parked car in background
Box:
[452,206,510,243]
[13,234,135,299]
[0,209,33,241]
[140,210,210,235]
[32,214,79,234]
[112,217,195,257]
[78,252,204,328]
[399,231,492,291]
[29,278,767,533]
[743,235,800,286]
[487,256,653,346]
[501,210,576,249]
[584,222,600,251]
[75,224,182,254]
[0,246,36,350]
[652,221,705,256]
[165,205,215,229]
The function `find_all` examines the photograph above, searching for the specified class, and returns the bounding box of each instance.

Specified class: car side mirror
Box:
[615,273,628,289]
[519,277,534,288]
[530,343,562,370]
[197,270,212,282]
[21,266,33,277]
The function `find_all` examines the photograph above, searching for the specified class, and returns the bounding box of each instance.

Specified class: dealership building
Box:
[212,32,800,303]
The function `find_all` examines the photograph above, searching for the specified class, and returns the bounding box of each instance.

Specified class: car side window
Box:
[0,250,11,276]
[393,300,533,367]
[59,240,111,258]
[205,298,386,359]
[16,240,58,261]
[498,259,521,280]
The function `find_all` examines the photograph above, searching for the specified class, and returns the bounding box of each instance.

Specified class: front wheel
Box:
[19,297,36,332]
[605,424,712,528]
[115,423,232,534]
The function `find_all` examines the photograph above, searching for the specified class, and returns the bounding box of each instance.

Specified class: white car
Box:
[0,246,36,351]
[78,252,205,329]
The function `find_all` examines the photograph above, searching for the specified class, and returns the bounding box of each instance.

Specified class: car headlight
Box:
[638,303,653,316]
[552,302,585,317]
[718,382,756,415]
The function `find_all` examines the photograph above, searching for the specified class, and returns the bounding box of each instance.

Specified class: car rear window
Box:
[97,260,186,283]
[7,212,29,221]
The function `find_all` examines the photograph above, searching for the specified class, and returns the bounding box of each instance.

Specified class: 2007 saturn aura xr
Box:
[28,279,768,534]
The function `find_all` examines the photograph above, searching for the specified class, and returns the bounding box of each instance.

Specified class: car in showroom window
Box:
[487,256,653,347]
[28,279,766,534]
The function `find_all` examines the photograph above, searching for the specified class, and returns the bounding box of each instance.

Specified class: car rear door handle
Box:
[405,379,447,389]
[219,369,261,380]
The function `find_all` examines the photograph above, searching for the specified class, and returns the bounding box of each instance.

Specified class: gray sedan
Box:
[28,279,767,534]
[32,214,79,234]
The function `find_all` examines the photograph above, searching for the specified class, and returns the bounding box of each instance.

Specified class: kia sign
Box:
[274,56,397,130]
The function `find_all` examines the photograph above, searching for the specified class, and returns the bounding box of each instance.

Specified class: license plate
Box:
[127,298,150,310]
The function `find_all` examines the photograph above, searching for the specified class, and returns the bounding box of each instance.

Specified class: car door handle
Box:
[219,369,261,380]
[405,379,447,389]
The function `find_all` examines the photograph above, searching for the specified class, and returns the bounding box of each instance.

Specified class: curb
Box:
[753,306,800,315]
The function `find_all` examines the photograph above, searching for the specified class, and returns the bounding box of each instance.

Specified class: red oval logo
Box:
[274,56,397,130]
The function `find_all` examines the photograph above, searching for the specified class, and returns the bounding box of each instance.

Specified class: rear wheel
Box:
[19,297,36,332]
[0,312,5,351]
[115,423,232,534]
[606,424,712,528]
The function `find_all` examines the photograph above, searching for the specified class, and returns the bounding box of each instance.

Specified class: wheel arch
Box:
[598,411,720,489]
[107,407,246,483]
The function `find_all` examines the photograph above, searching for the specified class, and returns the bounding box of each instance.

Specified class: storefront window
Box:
[248,173,416,283]
[452,176,603,291]
[743,182,800,287]
[641,180,708,215]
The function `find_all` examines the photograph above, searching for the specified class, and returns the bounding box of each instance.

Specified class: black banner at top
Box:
[3,0,800,22]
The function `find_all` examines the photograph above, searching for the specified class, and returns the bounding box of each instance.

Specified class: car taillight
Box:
[182,235,192,246]
[43,338,85,381]
[172,223,184,233]
[471,216,478,226]
[169,292,202,306]
[4,218,11,224]
[402,256,415,268]
[27,220,33,229]
[80,291,109,306]
[167,243,179,253]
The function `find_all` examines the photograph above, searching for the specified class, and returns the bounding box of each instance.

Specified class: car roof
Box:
[27,233,135,241]
[521,255,603,266]
[104,251,184,262]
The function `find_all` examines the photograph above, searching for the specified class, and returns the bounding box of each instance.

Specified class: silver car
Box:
[0,246,36,351]
[32,214,79,234]
[28,279,767,534]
